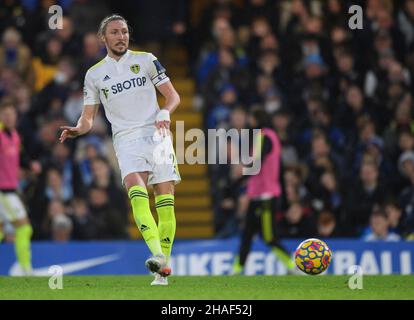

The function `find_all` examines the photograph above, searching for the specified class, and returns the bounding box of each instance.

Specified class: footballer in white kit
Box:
[60,14,181,286]
[83,49,181,185]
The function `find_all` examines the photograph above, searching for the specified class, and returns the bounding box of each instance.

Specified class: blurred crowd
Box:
[0,0,189,242]
[197,0,414,241]
[2,0,414,243]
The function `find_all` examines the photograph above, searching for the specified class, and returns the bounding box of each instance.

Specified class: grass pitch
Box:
[0,275,413,300]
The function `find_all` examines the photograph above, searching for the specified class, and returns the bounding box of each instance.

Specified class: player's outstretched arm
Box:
[59,104,99,143]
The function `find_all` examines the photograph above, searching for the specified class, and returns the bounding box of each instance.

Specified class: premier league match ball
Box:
[295,238,332,275]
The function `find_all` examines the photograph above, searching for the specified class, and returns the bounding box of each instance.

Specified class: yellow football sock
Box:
[155,194,176,264]
[15,224,33,273]
[128,186,162,256]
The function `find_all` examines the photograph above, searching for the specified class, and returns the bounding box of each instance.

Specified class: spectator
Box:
[63,83,84,126]
[278,202,316,238]
[202,48,249,110]
[229,105,248,131]
[0,66,20,99]
[31,57,77,118]
[87,186,128,240]
[238,0,279,33]
[210,138,241,235]
[206,85,236,129]
[282,164,310,205]
[305,133,344,193]
[363,208,401,241]
[352,117,394,179]
[45,142,84,197]
[78,32,105,78]
[90,156,128,215]
[316,210,341,238]
[76,136,103,187]
[31,35,63,92]
[272,109,298,166]
[68,197,98,240]
[44,167,73,203]
[253,74,280,110]
[245,15,274,58]
[345,161,386,236]
[399,129,414,155]
[383,92,414,159]
[323,0,347,30]
[198,18,237,85]
[41,199,67,240]
[300,99,345,153]
[397,0,414,50]
[51,214,73,243]
[51,16,82,58]
[68,0,111,35]
[384,199,404,235]
[333,50,362,94]
[335,85,372,139]
[0,27,33,85]
[312,170,343,217]
[0,0,31,38]
[398,151,414,234]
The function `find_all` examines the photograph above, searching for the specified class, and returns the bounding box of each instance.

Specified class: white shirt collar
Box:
[105,49,130,64]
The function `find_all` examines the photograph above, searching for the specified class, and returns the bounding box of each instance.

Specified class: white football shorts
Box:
[114,133,181,185]
[0,192,28,223]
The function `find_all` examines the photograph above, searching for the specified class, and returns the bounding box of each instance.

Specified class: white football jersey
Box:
[83,50,170,142]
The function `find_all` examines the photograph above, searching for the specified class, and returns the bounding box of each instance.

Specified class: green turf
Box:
[0,275,413,300]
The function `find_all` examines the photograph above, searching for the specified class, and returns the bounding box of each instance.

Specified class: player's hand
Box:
[155,120,170,137]
[59,126,81,143]
[155,109,171,137]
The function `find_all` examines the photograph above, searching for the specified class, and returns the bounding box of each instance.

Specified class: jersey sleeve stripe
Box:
[152,74,169,86]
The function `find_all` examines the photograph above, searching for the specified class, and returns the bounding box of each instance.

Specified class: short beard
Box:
[110,46,127,57]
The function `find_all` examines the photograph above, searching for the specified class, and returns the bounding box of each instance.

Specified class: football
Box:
[295,238,332,275]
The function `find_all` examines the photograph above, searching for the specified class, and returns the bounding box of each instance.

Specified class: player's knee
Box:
[123,172,148,191]
[154,181,174,196]
[13,221,33,239]
[12,218,30,228]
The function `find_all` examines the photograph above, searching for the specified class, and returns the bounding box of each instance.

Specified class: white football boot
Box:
[145,254,167,274]
[151,273,169,286]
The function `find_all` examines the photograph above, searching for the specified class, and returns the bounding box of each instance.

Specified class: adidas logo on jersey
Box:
[103,75,111,81]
